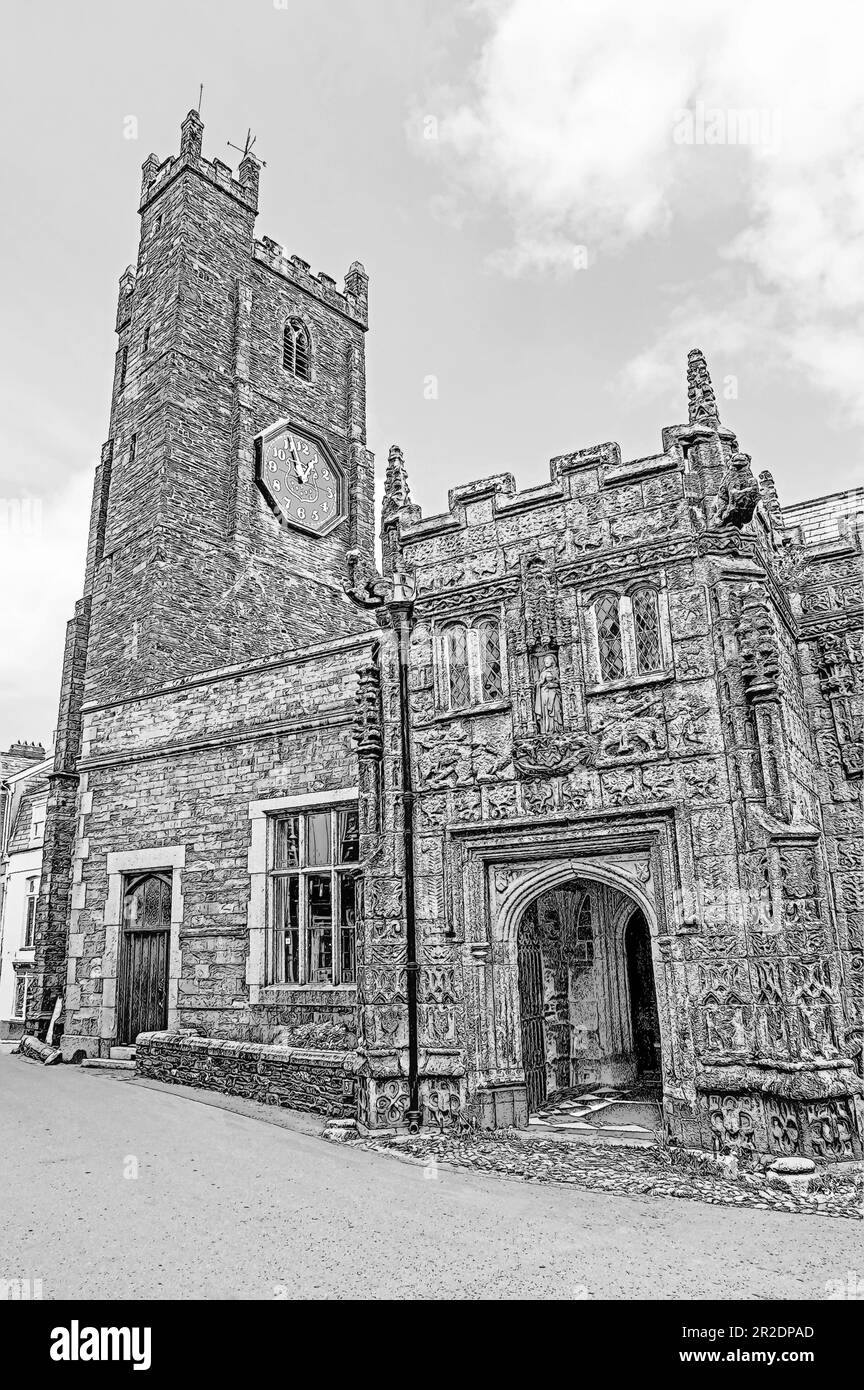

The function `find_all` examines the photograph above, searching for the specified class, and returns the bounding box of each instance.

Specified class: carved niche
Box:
[736,587,780,701]
[816,632,862,778]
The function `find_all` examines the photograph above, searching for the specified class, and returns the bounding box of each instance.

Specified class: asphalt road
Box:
[0,1053,857,1300]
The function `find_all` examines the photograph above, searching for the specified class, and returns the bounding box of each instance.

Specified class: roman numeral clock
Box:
[254,420,346,537]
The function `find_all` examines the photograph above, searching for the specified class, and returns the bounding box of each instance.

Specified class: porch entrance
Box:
[516,878,661,1119]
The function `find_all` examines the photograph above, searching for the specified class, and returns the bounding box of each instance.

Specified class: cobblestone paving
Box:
[339,1130,864,1220]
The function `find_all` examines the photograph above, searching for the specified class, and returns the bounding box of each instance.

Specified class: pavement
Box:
[1,1051,860,1300]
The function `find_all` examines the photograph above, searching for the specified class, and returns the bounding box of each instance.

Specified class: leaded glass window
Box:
[632,587,662,673]
[445,624,471,709]
[477,618,503,701]
[595,592,624,681]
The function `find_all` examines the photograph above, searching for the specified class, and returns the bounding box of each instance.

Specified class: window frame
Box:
[631,585,663,675]
[436,612,508,712]
[267,805,359,988]
[587,582,669,687]
[23,876,39,949]
[29,802,46,846]
[12,970,32,1020]
[595,590,625,682]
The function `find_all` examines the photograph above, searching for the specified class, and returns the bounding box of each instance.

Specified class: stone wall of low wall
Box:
[135,1031,356,1118]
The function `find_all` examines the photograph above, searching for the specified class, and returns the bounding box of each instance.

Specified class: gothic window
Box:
[268,806,359,987]
[439,617,506,710]
[595,592,624,681]
[477,618,503,701]
[118,345,128,392]
[283,317,312,381]
[23,877,39,949]
[632,587,662,673]
[591,586,668,684]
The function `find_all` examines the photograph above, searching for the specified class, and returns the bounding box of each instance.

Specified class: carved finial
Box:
[382,444,412,524]
[687,348,720,426]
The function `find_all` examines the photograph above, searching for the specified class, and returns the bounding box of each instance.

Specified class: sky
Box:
[1,0,862,750]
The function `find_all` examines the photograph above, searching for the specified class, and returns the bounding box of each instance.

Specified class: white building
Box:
[0,752,51,1043]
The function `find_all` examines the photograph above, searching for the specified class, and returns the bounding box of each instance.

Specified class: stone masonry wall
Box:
[136,1031,355,1118]
[61,634,373,1057]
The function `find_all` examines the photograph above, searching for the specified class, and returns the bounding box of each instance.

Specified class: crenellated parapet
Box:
[139,110,259,215]
[253,239,368,329]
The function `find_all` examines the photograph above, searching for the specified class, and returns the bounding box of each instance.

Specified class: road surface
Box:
[0,1053,856,1300]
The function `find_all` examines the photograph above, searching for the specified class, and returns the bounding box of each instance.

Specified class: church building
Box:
[29,113,863,1162]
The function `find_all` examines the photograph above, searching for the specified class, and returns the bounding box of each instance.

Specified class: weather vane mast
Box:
[227,127,266,166]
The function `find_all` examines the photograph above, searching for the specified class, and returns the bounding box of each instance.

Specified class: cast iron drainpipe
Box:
[391,585,422,1133]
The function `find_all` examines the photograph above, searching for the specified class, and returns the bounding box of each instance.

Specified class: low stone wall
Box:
[135,1031,356,1119]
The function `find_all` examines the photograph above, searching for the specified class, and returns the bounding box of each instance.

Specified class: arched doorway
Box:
[116,871,172,1045]
[516,877,662,1117]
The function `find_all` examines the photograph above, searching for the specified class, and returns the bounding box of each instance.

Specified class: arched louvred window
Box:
[444,624,470,710]
[477,617,503,702]
[283,318,312,381]
[595,592,624,681]
[632,586,662,673]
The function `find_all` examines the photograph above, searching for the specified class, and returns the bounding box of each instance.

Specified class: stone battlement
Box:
[253,239,368,328]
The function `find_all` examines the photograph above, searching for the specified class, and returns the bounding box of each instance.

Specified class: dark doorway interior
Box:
[624,909,661,1081]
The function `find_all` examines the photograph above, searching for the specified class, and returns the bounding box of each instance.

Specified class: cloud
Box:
[420,0,864,424]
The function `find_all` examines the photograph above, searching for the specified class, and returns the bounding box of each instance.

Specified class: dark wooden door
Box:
[117,872,171,1046]
[518,906,547,1113]
[624,909,660,1078]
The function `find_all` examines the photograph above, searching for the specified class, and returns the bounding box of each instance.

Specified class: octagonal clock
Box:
[254,419,346,537]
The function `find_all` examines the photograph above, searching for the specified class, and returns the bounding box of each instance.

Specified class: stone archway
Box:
[514,875,662,1110]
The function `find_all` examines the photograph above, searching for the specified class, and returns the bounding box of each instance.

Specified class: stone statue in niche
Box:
[712,451,760,529]
[533,652,564,734]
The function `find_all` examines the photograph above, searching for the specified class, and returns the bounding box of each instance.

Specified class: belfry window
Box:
[283,318,312,381]
[268,806,359,987]
[438,616,507,711]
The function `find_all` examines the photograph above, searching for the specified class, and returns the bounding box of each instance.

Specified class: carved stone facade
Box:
[29,121,863,1161]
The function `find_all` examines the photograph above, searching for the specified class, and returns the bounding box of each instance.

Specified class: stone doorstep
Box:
[80,1058,136,1071]
[109,1046,136,1062]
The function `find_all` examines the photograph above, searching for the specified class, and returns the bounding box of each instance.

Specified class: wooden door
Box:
[117,872,171,1046]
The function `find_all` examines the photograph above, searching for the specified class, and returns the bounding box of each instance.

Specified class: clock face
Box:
[254,421,346,537]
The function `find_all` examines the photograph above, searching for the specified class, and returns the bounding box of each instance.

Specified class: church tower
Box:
[30,114,378,1047]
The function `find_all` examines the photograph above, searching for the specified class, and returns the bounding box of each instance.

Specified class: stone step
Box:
[109,1046,137,1062]
[80,1058,136,1071]
[517,1123,657,1148]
